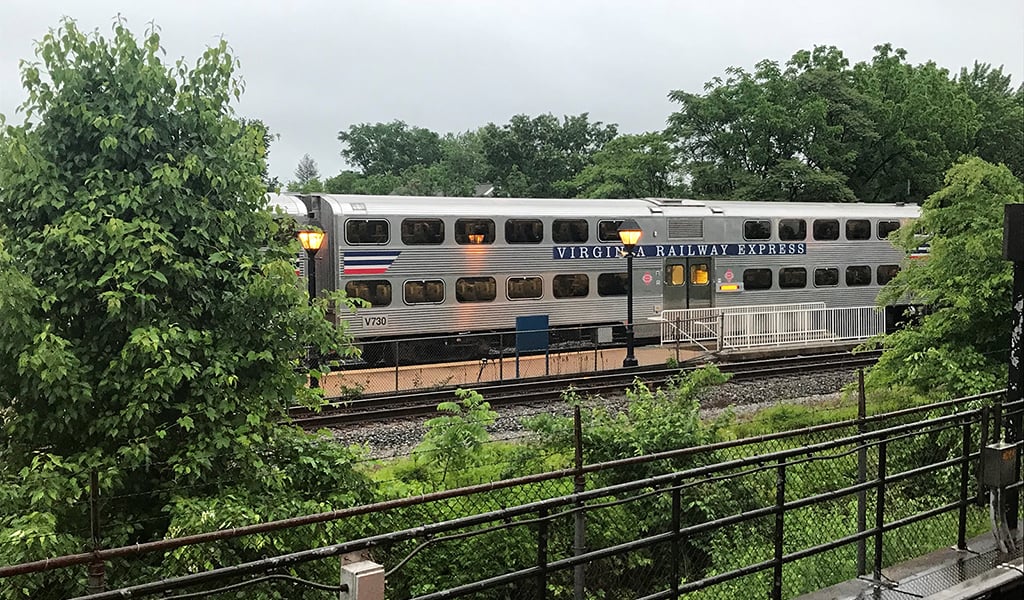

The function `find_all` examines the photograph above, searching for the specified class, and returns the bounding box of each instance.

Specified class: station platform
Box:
[324,344,704,395]
[323,340,862,396]
[795,531,1023,600]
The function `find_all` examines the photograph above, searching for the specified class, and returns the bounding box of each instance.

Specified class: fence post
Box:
[873,437,888,584]
[856,369,868,576]
[957,419,971,550]
[671,484,681,599]
[393,341,399,393]
[87,469,105,594]
[772,458,786,600]
[573,406,586,600]
[978,406,990,506]
[717,313,724,352]
[537,507,549,600]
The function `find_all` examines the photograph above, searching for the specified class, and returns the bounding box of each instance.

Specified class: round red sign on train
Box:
[642,272,653,285]
[724,269,734,282]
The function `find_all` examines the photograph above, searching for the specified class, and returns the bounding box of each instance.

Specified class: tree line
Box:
[288,44,1024,202]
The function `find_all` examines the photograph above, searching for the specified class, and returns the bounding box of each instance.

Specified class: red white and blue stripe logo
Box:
[343,250,401,275]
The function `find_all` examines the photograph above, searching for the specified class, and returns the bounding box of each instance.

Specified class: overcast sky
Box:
[2,0,1022,183]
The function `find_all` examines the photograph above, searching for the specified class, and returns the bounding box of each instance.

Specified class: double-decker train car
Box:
[268,194,920,364]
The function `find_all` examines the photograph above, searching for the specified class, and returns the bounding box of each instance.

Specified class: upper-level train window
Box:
[846,266,872,286]
[814,268,839,287]
[345,219,389,245]
[401,218,444,245]
[813,219,840,241]
[505,219,544,244]
[404,279,445,304]
[455,218,495,245]
[779,267,807,289]
[779,219,806,241]
[598,220,624,242]
[552,219,589,244]
[597,272,628,296]
[553,273,589,298]
[507,276,543,300]
[743,220,771,240]
[845,219,871,241]
[743,268,772,290]
[344,280,392,307]
[877,264,900,285]
[456,277,497,302]
[877,220,901,239]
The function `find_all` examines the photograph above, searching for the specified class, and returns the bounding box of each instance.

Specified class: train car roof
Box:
[265,193,308,217]
[311,194,709,217]
[302,194,920,220]
[676,199,921,219]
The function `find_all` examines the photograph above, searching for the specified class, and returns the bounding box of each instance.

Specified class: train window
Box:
[553,219,589,243]
[878,220,900,239]
[779,219,806,241]
[814,268,839,287]
[846,219,871,240]
[456,277,497,302]
[845,266,872,286]
[597,272,629,296]
[401,218,444,245]
[813,219,840,241]
[404,279,445,304]
[877,264,900,285]
[507,276,543,300]
[598,220,624,242]
[345,219,389,245]
[455,218,495,245]
[743,268,772,290]
[553,274,589,298]
[779,267,807,289]
[505,219,544,244]
[743,220,771,240]
[691,264,709,285]
[666,265,685,286]
[344,280,392,307]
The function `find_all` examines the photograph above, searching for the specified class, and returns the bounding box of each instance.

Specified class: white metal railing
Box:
[657,304,885,351]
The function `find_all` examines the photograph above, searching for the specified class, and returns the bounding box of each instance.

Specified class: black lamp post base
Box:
[622,356,638,368]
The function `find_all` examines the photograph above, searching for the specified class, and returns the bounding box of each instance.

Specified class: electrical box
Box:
[981,442,1019,488]
[340,560,384,600]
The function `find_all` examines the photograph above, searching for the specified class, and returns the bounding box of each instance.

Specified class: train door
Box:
[662,259,713,309]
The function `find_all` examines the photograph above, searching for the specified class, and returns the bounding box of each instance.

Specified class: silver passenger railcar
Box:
[287,194,919,363]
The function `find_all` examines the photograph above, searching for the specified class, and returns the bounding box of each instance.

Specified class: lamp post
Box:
[617,219,643,368]
[298,229,326,388]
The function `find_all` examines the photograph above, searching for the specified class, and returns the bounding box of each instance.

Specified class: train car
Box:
[291,194,919,363]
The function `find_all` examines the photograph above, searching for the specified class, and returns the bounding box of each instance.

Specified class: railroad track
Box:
[288,350,881,429]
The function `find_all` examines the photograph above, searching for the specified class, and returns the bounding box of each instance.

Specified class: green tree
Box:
[479,113,618,197]
[568,132,681,198]
[239,117,280,191]
[667,44,984,203]
[287,152,324,192]
[868,157,1022,396]
[0,19,370,595]
[338,120,443,176]
[956,62,1024,181]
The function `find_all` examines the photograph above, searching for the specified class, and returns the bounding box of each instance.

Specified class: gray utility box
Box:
[982,442,1019,489]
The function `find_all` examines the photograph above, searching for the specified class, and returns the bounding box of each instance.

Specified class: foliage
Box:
[956,62,1024,181]
[479,113,618,198]
[667,44,1001,203]
[287,153,323,192]
[239,117,280,191]
[0,18,371,597]
[568,132,682,198]
[526,367,732,477]
[412,388,498,489]
[337,119,443,176]
[869,157,1021,396]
